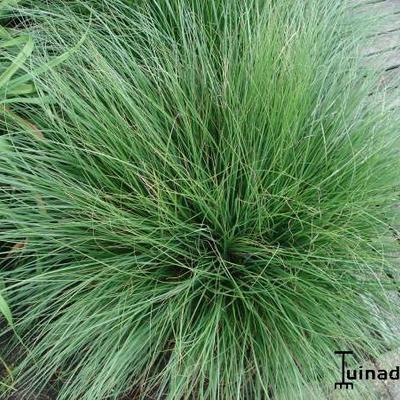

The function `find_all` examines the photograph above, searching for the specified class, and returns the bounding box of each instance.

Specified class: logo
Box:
[334,350,400,390]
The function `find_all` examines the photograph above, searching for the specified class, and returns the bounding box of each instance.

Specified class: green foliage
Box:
[0,290,12,327]
[0,19,36,332]
[0,0,399,399]
[0,13,71,329]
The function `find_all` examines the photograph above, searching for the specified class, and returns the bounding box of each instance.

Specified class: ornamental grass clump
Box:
[0,0,399,399]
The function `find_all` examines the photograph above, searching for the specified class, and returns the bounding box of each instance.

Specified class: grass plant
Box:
[0,1,399,399]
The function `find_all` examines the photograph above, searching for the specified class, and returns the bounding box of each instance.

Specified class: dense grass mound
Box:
[1,0,399,399]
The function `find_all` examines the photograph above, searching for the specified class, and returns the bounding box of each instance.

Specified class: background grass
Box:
[0,0,399,399]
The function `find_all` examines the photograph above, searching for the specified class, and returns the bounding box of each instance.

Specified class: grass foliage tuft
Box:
[0,0,400,399]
